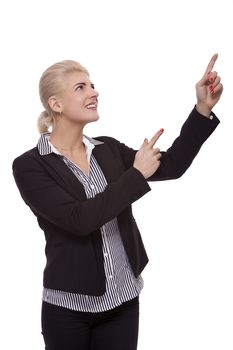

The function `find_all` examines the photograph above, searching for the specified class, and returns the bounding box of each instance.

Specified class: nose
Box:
[87,84,99,99]
[91,87,99,98]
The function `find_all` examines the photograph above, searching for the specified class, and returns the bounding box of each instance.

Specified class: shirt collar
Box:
[37,132,104,156]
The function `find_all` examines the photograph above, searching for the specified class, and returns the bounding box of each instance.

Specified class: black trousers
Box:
[41,297,139,350]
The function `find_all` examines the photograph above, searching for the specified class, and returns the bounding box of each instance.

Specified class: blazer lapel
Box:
[41,153,87,200]
[92,143,123,184]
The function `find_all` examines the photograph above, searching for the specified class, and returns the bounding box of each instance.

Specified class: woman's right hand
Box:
[133,129,164,179]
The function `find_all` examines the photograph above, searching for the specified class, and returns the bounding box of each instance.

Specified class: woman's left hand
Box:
[195,53,223,117]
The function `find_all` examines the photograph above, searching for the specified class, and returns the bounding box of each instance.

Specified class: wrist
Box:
[196,102,212,118]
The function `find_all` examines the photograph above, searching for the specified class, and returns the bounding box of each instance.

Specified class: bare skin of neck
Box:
[49,121,90,176]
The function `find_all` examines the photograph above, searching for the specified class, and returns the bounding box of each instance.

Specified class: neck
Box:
[50,123,85,152]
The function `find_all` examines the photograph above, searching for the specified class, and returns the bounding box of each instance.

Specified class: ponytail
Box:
[37,110,53,134]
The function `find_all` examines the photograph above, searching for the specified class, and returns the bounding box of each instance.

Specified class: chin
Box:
[91,113,100,122]
[85,113,100,124]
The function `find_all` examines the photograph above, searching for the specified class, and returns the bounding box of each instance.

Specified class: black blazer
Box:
[12,107,219,295]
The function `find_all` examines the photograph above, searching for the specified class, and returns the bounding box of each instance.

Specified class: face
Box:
[54,71,99,125]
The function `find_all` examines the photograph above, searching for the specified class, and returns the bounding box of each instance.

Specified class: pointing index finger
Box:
[204,53,218,76]
[148,128,164,148]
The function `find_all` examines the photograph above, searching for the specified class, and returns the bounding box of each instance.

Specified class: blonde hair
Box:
[38,60,89,134]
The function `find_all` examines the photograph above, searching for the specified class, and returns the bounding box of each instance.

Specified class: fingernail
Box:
[210,88,214,94]
[209,77,213,82]
[210,85,214,89]
[160,128,164,133]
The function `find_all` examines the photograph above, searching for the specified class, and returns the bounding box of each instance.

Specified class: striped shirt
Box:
[38,133,143,312]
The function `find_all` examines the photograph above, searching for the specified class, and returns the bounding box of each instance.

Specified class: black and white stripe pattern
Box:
[38,133,143,312]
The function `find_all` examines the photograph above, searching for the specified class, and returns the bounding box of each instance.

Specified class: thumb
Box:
[143,138,149,145]
[140,138,148,148]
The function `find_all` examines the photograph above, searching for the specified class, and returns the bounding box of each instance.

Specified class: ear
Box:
[48,96,62,114]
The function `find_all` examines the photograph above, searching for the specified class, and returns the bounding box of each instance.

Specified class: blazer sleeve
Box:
[12,154,151,237]
[105,106,220,181]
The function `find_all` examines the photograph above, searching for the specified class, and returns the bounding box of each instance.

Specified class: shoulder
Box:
[92,135,120,145]
[92,136,137,162]
[91,135,123,153]
[12,147,41,172]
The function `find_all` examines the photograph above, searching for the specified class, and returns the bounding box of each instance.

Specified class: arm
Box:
[148,106,220,180]
[106,106,219,181]
[116,54,223,180]
[153,53,223,179]
[12,154,151,237]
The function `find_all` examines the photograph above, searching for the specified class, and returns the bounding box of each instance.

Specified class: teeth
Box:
[86,103,96,109]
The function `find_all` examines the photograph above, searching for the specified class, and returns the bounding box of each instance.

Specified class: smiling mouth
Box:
[85,102,98,109]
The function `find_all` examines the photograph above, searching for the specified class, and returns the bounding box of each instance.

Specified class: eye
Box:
[75,85,83,91]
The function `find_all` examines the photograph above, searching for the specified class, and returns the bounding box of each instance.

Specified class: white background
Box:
[1,0,232,349]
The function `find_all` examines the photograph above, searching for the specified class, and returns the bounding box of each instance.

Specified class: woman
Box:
[13,54,223,350]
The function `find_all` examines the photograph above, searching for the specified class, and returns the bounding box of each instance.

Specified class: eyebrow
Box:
[73,82,95,89]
